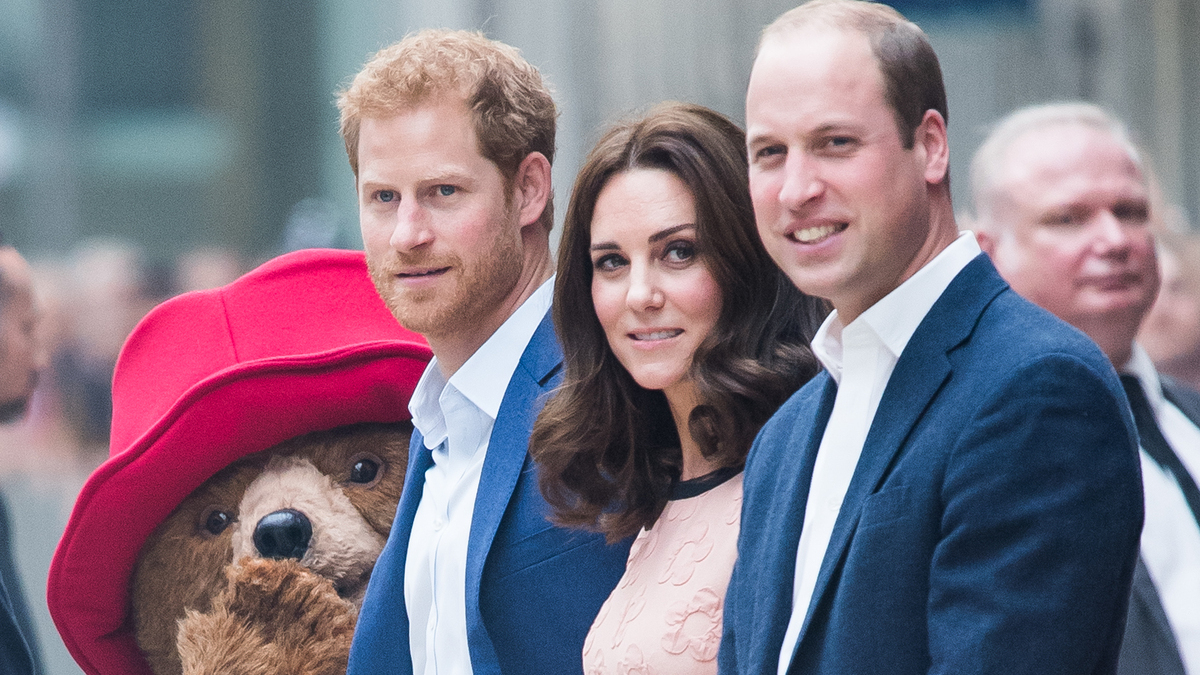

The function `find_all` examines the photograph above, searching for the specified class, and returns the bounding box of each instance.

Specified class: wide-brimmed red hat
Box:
[47,248,431,675]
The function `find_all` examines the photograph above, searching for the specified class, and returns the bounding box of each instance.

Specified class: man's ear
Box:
[513,152,552,228]
[976,227,997,256]
[915,110,949,186]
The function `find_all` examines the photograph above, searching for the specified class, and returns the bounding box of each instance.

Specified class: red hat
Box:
[47,248,431,675]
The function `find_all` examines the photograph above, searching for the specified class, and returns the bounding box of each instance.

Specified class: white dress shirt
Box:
[777,232,982,674]
[405,278,554,675]
[1124,345,1200,674]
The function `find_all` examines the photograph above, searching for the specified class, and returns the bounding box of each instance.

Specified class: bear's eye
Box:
[350,458,379,484]
[198,507,234,537]
[346,451,386,487]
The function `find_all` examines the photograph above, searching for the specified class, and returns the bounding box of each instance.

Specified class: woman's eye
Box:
[593,254,626,272]
[664,241,696,263]
[437,185,456,197]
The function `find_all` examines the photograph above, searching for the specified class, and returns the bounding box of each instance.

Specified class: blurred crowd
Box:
[0,239,246,675]
[1141,223,1200,393]
[0,240,247,471]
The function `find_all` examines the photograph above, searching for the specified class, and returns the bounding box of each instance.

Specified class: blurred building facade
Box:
[0,0,1196,264]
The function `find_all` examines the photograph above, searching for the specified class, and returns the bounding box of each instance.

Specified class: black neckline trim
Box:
[670,465,742,500]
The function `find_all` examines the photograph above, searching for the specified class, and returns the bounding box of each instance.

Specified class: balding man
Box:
[0,242,45,675]
[972,102,1200,675]
[721,2,1142,674]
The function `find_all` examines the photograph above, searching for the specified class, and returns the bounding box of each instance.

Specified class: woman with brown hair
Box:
[529,102,824,674]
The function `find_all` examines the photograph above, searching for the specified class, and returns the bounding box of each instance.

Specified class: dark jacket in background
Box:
[0,490,41,675]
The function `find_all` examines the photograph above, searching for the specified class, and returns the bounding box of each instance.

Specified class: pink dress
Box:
[583,470,743,675]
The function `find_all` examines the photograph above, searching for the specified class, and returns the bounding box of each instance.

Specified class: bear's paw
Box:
[177,558,356,675]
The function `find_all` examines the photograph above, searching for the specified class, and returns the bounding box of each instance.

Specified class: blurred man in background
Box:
[1140,230,1200,392]
[972,102,1200,675]
[0,238,45,675]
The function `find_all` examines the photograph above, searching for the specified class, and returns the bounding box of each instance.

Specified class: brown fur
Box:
[131,422,411,675]
[177,559,356,675]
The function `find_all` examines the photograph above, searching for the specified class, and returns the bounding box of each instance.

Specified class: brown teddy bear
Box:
[133,422,411,675]
[47,249,431,675]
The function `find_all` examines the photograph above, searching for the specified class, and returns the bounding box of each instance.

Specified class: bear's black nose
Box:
[253,509,312,560]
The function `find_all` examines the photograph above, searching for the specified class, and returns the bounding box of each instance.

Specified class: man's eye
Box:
[376,190,397,203]
[437,185,456,197]
[754,145,785,161]
[1113,203,1149,224]
[824,136,857,151]
[1041,211,1080,227]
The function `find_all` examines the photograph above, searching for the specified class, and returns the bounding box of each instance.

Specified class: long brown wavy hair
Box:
[530,102,825,541]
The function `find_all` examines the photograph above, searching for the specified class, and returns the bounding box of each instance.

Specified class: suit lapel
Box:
[358,429,433,675]
[462,311,561,661]
[795,255,1008,648]
[393,430,436,569]
[754,375,837,675]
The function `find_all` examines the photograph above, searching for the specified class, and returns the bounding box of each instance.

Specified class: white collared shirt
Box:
[405,277,554,675]
[777,232,982,674]
[1124,345,1200,674]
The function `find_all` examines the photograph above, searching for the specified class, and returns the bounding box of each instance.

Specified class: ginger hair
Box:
[337,29,557,230]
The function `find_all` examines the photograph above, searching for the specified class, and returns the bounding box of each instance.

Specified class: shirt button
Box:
[432,518,445,530]
[826,497,840,511]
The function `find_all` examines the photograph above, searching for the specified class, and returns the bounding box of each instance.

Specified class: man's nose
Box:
[1091,210,1134,256]
[778,154,824,210]
[389,201,434,251]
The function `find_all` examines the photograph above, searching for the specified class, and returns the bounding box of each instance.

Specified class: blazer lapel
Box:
[355,429,433,675]
[393,430,436,568]
[754,375,837,675]
[795,255,1008,647]
[462,311,561,666]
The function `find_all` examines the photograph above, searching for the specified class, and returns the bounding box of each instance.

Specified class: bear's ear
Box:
[130,460,263,675]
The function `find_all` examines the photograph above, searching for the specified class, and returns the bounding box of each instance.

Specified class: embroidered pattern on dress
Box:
[724,490,742,526]
[658,521,712,586]
[662,587,723,661]
[617,644,656,675]
[620,526,658,589]
[611,585,646,647]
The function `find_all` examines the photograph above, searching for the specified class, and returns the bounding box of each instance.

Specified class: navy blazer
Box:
[348,312,631,675]
[1116,375,1200,675]
[720,255,1143,675]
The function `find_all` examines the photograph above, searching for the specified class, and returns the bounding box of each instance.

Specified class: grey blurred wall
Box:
[316,0,1200,251]
[1,0,1197,262]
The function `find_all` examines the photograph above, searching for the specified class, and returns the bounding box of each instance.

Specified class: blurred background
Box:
[0,0,1197,672]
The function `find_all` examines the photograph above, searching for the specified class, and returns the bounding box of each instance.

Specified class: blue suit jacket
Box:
[348,312,631,675]
[720,255,1144,675]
